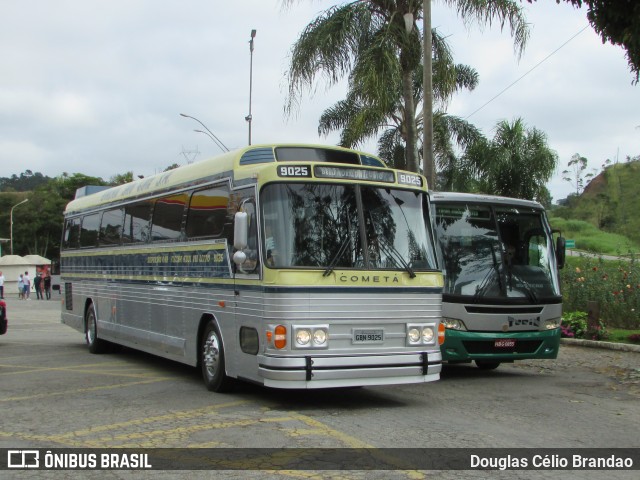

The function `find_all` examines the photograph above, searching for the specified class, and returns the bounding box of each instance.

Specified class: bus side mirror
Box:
[233,250,247,266]
[234,211,248,250]
[233,211,249,266]
[556,236,566,269]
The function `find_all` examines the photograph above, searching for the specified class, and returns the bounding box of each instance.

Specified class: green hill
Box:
[551,159,640,252]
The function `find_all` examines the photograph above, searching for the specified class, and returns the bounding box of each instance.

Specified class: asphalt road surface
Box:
[1,295,638,479]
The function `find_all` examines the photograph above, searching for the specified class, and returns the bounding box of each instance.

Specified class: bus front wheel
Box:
[475,361,500,370]
[200,321,234,392]
[85,303,107,354]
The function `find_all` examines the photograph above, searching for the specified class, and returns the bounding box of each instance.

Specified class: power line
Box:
[465,25,590,120]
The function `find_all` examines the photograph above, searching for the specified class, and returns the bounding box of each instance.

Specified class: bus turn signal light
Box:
[274,325,287,349]
[438,323,446,345]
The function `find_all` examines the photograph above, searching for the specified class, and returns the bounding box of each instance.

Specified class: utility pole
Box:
[423,0,435,189]
[246,29,256,145]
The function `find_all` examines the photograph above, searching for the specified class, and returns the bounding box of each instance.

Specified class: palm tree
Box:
[463,118,558,200]
[285,1,423,171]
[284,0,530,174]
[316,27,480,158]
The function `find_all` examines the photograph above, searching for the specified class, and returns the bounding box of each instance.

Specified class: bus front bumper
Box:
[441,328,561,362]
[257,351,442,389]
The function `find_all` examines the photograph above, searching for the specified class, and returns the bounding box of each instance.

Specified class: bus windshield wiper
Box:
[473,244,502,302]
[510,273,539,303]
[376,234,416,278]
[323,235,351,277]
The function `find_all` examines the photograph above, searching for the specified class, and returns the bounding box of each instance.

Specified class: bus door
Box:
[231,196,262,379]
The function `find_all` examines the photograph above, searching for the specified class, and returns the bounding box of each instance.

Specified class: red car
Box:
[0,300,7,335]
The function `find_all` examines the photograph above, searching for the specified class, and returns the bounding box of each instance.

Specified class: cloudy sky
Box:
[1,1,638,203]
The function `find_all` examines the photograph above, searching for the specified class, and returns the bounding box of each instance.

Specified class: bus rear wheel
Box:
[85,303,107,354]
[200,321,234,392]
[475,361,500,370]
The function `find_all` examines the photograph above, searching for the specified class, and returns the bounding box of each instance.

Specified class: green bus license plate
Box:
[495,339,516,348]
[353,329,384,343]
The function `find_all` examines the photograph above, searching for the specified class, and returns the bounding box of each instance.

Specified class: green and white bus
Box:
[61,144,445,391]
[430,192,565,370]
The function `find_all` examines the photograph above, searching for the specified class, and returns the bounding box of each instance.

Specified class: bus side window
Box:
[62,217,81,250]
[79,213,101,248]
[186,185,230,240]
[151,193,188,242]
[123,201,153,244]
[232,189,259,274]
[99,208,124,246]
[238,200,259,273]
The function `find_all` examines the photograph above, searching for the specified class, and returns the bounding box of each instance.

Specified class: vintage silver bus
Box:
[61,144,445,391]
[430,192,565,370]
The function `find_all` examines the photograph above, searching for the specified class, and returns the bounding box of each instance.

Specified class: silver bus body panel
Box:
[63,280,442,387]
[61,279,236,367]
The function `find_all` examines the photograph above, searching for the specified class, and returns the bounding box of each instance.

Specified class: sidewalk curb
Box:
[561,338,640,353]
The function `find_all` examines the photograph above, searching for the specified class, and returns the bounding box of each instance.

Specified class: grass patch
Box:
[607,328,640,344]
[549,216,640,255]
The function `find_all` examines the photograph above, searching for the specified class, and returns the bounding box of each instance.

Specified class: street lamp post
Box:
[245,29,256,145]
[10,198,29,255]
[179,113,229,152]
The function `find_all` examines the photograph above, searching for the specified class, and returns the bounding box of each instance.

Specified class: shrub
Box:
[561,256,640,329]
[561,311,587,338]
[585,320,609,341]
[628,333,640,344]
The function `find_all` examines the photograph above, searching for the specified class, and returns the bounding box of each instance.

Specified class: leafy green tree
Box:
[8,173,108,258]
[0,170,50,192]
[46,173,107,200]
[464,118,558,200]
[284,0,530,174]
[109,171,134,185]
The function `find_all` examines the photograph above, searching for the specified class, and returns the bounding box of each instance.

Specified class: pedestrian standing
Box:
[0,270,5,299]
[23,271,31,300]
[18,274,24,300]
[44,273,52,300]
[34,272,43,300]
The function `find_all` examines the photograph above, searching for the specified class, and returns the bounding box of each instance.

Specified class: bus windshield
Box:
[261,183,437,272]
[434,203,561,301]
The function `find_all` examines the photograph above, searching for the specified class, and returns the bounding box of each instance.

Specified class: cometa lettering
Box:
[339,275,400,284]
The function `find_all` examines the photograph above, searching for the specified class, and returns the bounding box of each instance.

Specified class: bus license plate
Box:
[495,339,516,348]
[353,329,384,344]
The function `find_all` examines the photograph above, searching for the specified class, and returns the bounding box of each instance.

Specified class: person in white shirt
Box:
[18,274,24,300]
[0,271,5,299]
[23,271,31,300]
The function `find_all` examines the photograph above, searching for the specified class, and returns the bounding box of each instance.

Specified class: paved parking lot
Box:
[1,295,638,479]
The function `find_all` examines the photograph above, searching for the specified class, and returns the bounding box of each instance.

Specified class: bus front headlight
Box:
[292,325,329,349]
[422,326,435,343]
[442,317,467,331]
[544,318,562,329]
[408,327,421,344]
[407,324,437,345]
[313,329,327,346]
[295,329,311,346]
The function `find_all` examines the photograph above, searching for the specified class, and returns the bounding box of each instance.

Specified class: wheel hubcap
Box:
[203,332,220,377]
[87,314,96,344]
